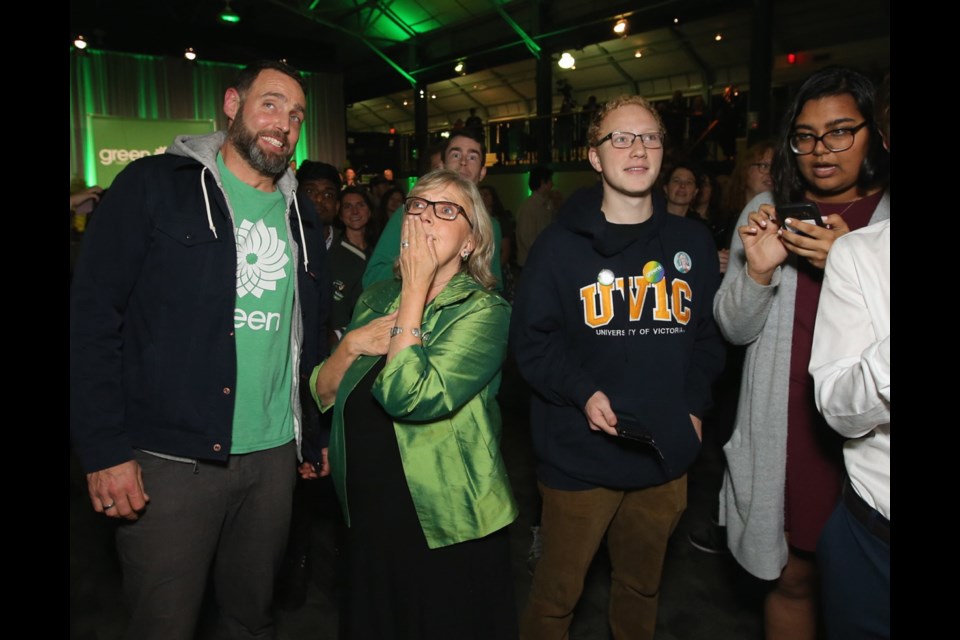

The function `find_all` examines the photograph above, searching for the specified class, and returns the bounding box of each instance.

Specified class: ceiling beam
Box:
[271,0,418,86]
[373,1,419,40]
[492,0,541,59]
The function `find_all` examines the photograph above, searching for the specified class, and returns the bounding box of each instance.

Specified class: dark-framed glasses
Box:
[789,122,868,155]
[404,197,473,228]
[597,131,665,149]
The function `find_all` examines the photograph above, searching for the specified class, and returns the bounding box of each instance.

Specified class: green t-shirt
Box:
[218,153,295,453]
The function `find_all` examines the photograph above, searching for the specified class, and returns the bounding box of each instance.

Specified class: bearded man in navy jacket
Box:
[70,60,330,639]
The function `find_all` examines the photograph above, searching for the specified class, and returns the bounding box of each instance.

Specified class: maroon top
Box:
[784,189,885,552]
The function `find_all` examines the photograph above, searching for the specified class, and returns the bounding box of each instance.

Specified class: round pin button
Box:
[597,269,615,286]
[643,261,664,284]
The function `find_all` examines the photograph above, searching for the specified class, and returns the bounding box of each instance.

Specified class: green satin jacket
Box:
[310,272,518,549]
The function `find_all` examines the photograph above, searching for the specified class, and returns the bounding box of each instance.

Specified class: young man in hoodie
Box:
[70,60,330,639]
[511,95,725,640]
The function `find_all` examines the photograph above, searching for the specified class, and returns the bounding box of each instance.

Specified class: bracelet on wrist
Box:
[390,326,421,338]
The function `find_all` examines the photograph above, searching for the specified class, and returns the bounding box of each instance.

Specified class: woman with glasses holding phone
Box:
[714,66,889,639]
[311,169,518,639]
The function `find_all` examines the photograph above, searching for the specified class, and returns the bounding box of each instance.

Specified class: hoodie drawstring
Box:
[291,190,309,273]
[200,167,218,240]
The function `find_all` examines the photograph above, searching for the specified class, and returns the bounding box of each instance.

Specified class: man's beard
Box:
[227,107,291,178]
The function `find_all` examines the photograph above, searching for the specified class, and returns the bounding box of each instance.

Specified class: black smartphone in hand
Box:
[778,202,825,236]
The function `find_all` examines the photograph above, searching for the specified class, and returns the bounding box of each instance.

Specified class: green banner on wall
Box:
[89,115,217,187]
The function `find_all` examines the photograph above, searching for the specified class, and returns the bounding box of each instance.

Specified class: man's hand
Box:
[86,460,149,520]
[584,391,618,436]
[297,448,331,480]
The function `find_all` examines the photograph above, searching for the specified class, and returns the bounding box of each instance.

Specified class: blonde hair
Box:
[587,95,665,147]
[721,139,775,214]
[395,169,498,290]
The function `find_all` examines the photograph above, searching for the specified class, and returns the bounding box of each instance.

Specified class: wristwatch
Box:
[390,326,422,338]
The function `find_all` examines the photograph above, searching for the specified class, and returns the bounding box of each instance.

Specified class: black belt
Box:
[842,480,890,545]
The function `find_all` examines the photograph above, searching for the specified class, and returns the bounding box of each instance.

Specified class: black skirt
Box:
[340,360,518,640]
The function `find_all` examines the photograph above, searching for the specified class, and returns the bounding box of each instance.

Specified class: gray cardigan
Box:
[715,190,890,580]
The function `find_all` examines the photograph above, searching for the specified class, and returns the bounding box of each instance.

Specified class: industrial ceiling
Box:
[71,0,890,134]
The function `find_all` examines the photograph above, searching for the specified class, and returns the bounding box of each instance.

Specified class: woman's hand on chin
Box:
[399,215,439,295]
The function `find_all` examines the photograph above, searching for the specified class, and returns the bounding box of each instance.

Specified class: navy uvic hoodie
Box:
[510,184,725,490]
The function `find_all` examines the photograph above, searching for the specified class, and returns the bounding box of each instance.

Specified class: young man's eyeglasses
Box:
[597,131,665,149]
[404,197,473,228]
[789,122,868,155]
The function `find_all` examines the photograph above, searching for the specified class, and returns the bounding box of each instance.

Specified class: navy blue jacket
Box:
[510,185,725,490]
[70,133,330,473]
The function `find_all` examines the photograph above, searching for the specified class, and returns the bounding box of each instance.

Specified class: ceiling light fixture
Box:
[558,52,576,69]
[184,47,197,61]
[613,19,627,36]
[454,60,465,75]
[673,17,680,25]
[219,0,240,24]
[403,100,409,106]
[74,35,88,50]
[431,94,437,99]
[714,33,723,42]
[634,50,642,58]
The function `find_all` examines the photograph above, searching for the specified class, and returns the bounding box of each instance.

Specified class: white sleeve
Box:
[809,233,890,438]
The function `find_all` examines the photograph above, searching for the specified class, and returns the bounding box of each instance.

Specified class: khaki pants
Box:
[521,476,687,640]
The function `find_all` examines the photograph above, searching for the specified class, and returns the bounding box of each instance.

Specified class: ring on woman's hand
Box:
[401,241,410,249]
[103,501,116,510]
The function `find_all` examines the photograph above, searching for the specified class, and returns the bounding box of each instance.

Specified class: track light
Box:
[219,0,240,24]
[558,52,576,70]
[714,33,723,42]
[184,47,197,61]
[613,19,627,36]
[74,35,88,50]
[454,60,465,75]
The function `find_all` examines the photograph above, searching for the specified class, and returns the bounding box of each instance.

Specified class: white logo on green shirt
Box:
[235,218,290,298]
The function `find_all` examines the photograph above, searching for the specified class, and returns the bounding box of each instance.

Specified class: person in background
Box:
[515,165,554,269]
[719,139,776,245]
[70,184,104,214]
[343,167,358,187]
[297,160,343,250]
[378,185,406,223]
[662,162,701,218]
[70,59,330,638]
[809,72,890,640]
[369,175,391,207]
[313,169,518,639]
[714,65,889,640]
[479,184,516,302]
[327,186,381,345]
[363,127,503,291]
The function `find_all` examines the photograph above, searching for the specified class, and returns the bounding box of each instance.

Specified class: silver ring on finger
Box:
[401,241,410,249]
[103,501,116,510]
